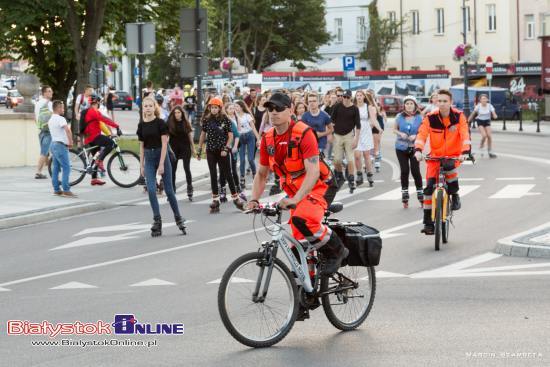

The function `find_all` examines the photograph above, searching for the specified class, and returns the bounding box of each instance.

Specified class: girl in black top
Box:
[137,97,186,237]
[168,105,196,201]
[197,97,245,213]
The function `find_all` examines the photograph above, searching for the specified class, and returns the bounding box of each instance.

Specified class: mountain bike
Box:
[218,202,378,348]
[48,136,141,188]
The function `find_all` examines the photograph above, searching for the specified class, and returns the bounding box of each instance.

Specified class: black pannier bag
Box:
[330,222,382,266]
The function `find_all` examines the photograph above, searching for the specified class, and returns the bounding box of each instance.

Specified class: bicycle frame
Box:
[252,214,317,303]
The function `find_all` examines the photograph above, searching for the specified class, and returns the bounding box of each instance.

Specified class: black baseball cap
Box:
[264,92,291,109]
[344,89,352,97]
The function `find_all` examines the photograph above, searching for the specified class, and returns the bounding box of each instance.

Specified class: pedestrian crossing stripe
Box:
[489,184,539,199]
[369,185,480,201]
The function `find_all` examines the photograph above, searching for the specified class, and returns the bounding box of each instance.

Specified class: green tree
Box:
[209,0,330,71]
[361,0,403,70]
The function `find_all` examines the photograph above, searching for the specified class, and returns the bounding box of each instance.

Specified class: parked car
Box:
[377,95,403,115]
[450,85,520,120]
[113,91,133,110]
[6,90,23,108]
[0,87,8,105]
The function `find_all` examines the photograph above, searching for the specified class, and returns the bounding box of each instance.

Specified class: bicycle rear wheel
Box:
[48,149,87,186]
[320,265,376,331]
[434,190,443,251]
[218,252,299,348]
[442,199,451,244]
[107,150,141,188]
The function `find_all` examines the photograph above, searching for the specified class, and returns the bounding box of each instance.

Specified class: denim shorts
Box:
[39,130,52,156]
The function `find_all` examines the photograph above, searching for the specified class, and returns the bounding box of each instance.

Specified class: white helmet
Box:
[403,95,417,105]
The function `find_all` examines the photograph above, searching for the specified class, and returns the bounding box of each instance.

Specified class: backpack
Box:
[79,108,89,135]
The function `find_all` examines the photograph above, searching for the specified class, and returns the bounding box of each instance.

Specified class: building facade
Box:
[317,0,372,69]
[377,0,550,76]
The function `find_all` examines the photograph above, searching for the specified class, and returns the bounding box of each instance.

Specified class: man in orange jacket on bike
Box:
[246,92,346,275]
[414,89,471,235]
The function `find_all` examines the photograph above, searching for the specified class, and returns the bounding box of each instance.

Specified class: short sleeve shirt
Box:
[137,118,168,149]
[202,116,232,151]
[259,124,319,168]
[300,110,332,150]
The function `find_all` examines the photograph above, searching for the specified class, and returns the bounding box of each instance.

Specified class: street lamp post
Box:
[462,0,470,117]
[228,0,232,81]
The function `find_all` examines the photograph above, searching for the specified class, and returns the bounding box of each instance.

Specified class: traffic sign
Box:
[486,56,493,80]
[342,56,355,71]
[134,67,139,77]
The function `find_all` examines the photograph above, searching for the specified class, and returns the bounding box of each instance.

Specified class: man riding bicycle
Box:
[246,92,347,275]
[414,89,471,235]
[81,94,120,185]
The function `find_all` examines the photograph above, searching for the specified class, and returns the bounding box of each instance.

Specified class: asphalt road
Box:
[1,129,549,366]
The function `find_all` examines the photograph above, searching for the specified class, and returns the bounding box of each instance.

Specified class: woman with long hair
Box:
[137,97,187,237]
[220,102,246,203]
[293,101,307,120]
[393,95,424,208]
[197,97,245,213]
[367,91,385,173]
[167,105,195,201]
[354,90,380,187]
[468,94,498,158]
[233,100,261,188]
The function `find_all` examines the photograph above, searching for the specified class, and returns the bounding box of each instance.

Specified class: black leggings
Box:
[171,150,192,189]
[396,149,423,191]
[219,151,241,192]
[90,135,115,178]
[207,150,237,196]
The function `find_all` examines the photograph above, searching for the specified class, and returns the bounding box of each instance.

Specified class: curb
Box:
[0,172,211,231]
[494,222,550,259]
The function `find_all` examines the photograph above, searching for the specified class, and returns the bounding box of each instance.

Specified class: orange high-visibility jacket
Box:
[415,108,471,157]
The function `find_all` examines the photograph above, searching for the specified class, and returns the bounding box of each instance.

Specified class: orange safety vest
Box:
[264,121,331,196]
[415,108,471,157]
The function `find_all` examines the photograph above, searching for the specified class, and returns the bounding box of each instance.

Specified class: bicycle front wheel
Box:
[321,265,376,331]
[442,198,451,244]
[48,149,87,186]
[107,150,141,188]
[218,252,299,348]
[434,190,443,251]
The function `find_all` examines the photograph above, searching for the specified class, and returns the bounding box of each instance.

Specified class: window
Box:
[463,6,471,32]
[436,8,445,34]
[542,14,550,36]
[487,4,496,32]
[334,18,343,43]
[411,10,420,35]
[357,16,367,42]
[388,11,396,23]
[526,15,535,39]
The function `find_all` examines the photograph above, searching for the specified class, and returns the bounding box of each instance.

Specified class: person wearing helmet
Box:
[394,95,424,208]
[197,97,245,213]
[83,93,121,185]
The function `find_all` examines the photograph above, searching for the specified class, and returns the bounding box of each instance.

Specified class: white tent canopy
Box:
[318,57,348,71]
[264,59,319,72]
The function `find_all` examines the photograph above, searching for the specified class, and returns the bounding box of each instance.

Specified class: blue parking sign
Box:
[342,56,355,71]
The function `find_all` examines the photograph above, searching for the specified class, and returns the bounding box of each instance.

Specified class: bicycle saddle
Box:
[328,202,343,214]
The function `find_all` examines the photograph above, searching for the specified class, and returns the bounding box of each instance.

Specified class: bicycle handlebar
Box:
[244,202,296,216]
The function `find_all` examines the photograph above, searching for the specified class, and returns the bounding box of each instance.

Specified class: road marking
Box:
[495,177,535,181]
[334,187,372,201]
[0,227,266,288]
[343,200,364,208]
[208,277,255,284]
[379,220,423,239]
[489,184,538,199]
[381,157,400,181]
[461,178,485,182]
[458,185,481,196]
[51,221,196,251]
[375,271,408,278]
[50,281,97,289]
[497,153,550,166]
[461,262,550,273]
[136,191,210,206]
[74,223,149,236]
[369,187,402,201]
[410,252,502,279]
[0,287,11,291]
[130,278,176,287]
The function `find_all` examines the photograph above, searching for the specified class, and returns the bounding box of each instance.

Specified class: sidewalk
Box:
[0,159,210,230]
[485,120,550,137]
[495,222,550,258]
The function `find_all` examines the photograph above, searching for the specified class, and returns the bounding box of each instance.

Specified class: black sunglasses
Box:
[267,105,287,112]
[343,95,351,99]
[336,94,343,97]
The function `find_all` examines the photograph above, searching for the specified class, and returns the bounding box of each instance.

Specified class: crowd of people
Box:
[34,79,497,237]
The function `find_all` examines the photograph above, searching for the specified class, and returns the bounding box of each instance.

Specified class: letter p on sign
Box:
[343,56,355,71]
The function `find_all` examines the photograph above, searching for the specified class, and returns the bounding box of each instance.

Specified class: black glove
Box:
[116,128,122,136]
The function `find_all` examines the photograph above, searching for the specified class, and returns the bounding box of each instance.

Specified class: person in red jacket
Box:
[83,94,120,185]
[247,93,346,276]
[414,89,471,234]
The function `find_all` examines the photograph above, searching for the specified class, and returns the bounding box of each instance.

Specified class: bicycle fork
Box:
[252,242,278,303]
